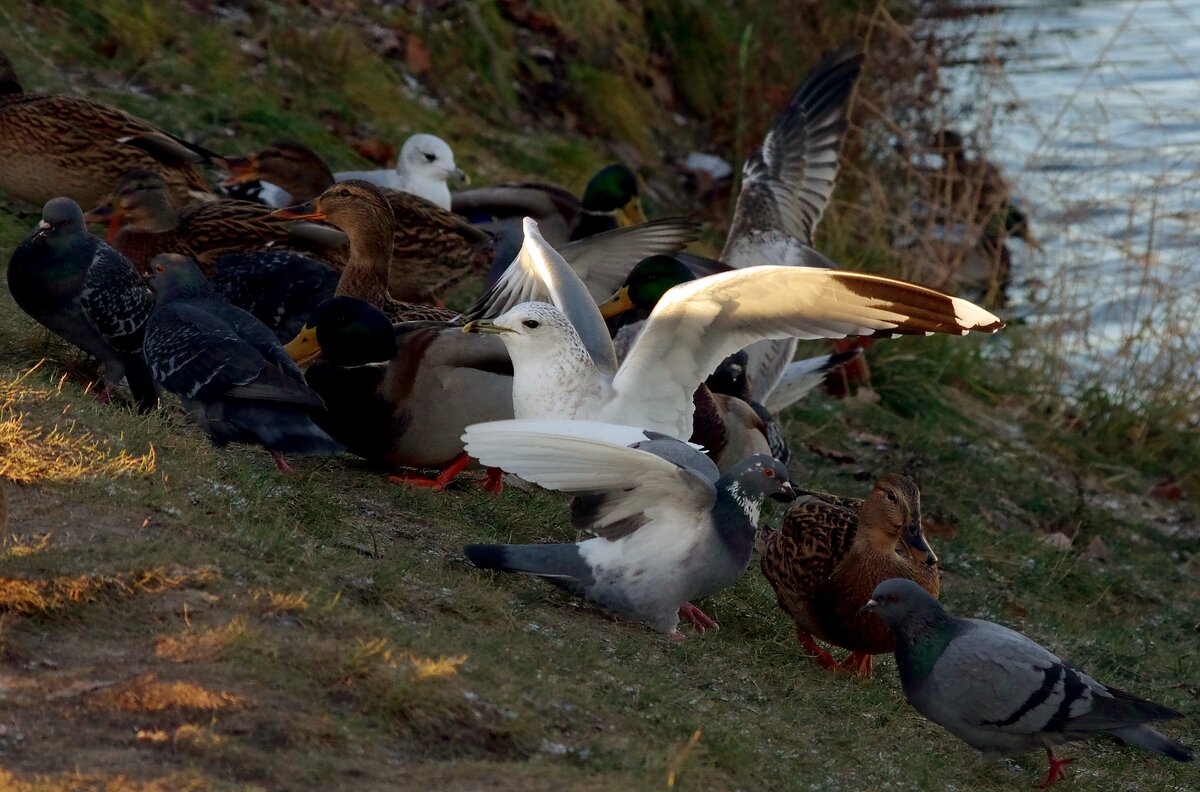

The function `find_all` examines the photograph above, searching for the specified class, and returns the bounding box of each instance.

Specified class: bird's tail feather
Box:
[1109,725,1194,762]
[121,353,160,414]
[464,543,587,585]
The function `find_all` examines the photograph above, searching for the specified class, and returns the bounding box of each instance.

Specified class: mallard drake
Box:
[462,419,795,635]
[143,254,341,471]
[334,133,467,210]
[7,197,158,411]
[452,163,645,247]
[281,213,697,489]
[223,141,493,303]
[87,169,347,274]
[0,49,212,208]
[758,474,940,678]
[719,42,864,403]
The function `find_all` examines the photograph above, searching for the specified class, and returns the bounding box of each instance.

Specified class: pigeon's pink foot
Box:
[1036,747,1073,788]
[479,467,504,495]
[387,452,472,492]
[795,628,838,670]
[838,651,874,678]
[678,602,719,634]
[90,380,113,404]
[271,451,294,474]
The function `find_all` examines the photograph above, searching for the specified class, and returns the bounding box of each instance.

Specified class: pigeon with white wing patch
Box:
[863,579,1194,788]
[461,419,795,636]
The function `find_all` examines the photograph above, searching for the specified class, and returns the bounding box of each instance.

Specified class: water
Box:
[936,0,1200,392]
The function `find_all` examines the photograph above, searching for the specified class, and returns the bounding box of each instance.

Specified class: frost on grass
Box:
[0,369,155,484]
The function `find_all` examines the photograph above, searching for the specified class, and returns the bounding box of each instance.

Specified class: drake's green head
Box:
[598,255,695,318]
[581,164,645,225]
[284,297,397,367]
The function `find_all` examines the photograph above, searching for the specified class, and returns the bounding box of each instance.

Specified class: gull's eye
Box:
[423,152,436,163]
[522,319,540,330]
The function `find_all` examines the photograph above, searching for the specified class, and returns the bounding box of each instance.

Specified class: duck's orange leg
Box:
[795,628,838,670]
[838,651,874,678]
[387,452,472,491]
[478,467,504,495]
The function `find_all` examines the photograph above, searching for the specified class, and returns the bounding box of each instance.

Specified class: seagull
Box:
[461,419,795,635]
[864,579,1194,787]
[334,133,466,210]
[463,219,1003,442]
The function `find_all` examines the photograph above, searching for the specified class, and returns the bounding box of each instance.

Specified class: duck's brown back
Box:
[383,189,493,303]
[759,495,859,641]
[0,95,208,207]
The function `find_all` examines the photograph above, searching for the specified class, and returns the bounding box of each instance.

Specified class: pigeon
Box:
[461,419,795,636]
[142,254,341,471]
[463,219,1004,444]
[863,578,1194,787]
[6,197,158,411]
[334,133,466,210]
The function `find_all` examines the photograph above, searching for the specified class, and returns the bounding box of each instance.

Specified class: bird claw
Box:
[271,451,294,474]
[795,628,839,670]
[837,651,874,678]
[1036,748,1073,788]
[479,467,504,495]
[678,602,719,634]
[387,452,472,492]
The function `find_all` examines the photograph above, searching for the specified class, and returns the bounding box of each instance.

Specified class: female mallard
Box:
[0,49,212,208]
[88,169,347,274]
[222,140,492,303]
[451,163,644,246]
[758,474,940,677]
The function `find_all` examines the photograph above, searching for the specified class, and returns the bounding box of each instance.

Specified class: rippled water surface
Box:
[938,0,1200,386]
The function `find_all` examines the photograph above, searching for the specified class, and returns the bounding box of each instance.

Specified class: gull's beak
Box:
[904,521,938,567]
[462,319,513,335]
[270,199,324,221]
[618,195,646,226]
[857,598,878,617]
[31,219,51,240]
[220,155,260,187]
[283,325,322,366]
[597,286,636,319]
[771,481,797,503]
[450,167,470,188]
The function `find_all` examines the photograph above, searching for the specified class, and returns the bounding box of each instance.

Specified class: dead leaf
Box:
[922,518,958,539]
[405,34,431,75]
[1150,479,1183,501]
[1082,535,1110,562]
[805,444,857,465]
[1041,532,1073,551]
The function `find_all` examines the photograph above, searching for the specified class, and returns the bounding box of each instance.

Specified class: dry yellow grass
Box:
[0,566,214,616]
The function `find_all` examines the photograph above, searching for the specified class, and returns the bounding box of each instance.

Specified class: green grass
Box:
[1,1,1198,790]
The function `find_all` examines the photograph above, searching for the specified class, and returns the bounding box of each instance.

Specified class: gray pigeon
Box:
[864,578,1194,787]
[7,197,158,411]
[143,253,341,472]
[461,419,795,636]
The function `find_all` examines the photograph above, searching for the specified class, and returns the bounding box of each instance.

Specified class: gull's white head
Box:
[399,133,466,187]
[464,302,580,353]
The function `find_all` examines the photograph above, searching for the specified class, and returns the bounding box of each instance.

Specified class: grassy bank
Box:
[1,2,1196,790]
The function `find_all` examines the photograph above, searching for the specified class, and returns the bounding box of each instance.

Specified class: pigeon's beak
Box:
[904,521,938,567]
[618,195,646,226]
[283,324,322,366]
[220,155,261,187]
[857,598,878,617]
[771,481,797,503]
[450,167,470,188]
[270,199,324,221]
[598,286,636,319]
[462,319,514,335]
[31,219,51,240]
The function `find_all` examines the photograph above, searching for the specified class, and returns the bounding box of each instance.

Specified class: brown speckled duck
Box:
[222,140,492,303]
[271,181,458,323]
[758,474,940,678]
[87,169,347,274]
[0,49,212,208]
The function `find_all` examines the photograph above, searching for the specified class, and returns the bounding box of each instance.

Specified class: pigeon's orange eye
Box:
[763,468,775,478]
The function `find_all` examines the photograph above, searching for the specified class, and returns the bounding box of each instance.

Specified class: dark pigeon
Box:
[7,197,158,411]
[864,578,1194,787]
[209,249,339,342]
[143,253,341,471]
[461,419,795,635]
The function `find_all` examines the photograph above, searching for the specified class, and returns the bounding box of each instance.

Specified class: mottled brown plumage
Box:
[91,170,347,275]
[272,181,458,323]
[759,473,940,677]
[0,49,211,208]
[223,141,492,302]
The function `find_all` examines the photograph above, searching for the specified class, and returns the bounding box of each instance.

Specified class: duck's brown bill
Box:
[597,286,635,319]
[270,200,324,221]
